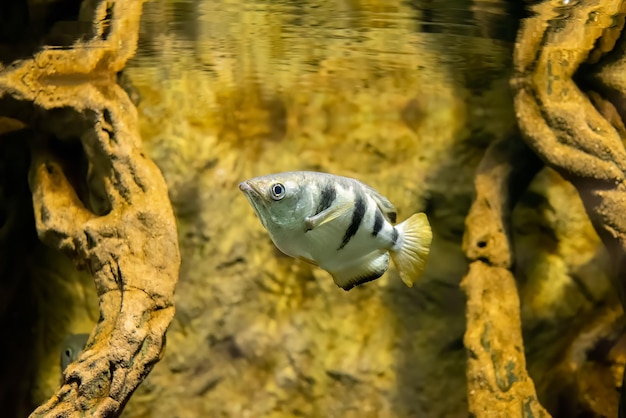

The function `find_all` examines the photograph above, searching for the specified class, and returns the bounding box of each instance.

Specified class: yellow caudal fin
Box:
[389,212,432,287]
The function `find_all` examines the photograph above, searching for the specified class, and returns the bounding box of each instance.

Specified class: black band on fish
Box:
[372,210,384,237]
[315,183,337,215]
[340,268,386,291]
[388,211,397,224]
[391,227,399,246]
[338,192,366,250]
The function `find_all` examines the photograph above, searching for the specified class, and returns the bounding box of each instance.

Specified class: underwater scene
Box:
[1,0,626,417]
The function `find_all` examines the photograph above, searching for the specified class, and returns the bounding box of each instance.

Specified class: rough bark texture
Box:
[462,3,626,413]
[0,0,180,416]
[508,0,626,416]
[463,263,549,418]
[462,137,543,269]
[513,0,626,303]
[461,136,548,417]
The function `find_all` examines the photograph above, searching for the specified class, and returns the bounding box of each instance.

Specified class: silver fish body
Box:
[60,333,90,373]
[239,171,432,290]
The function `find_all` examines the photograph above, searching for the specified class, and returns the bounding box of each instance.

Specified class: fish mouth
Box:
[239,180,270,221]
[239,181,260,197]
[239,181,267,208]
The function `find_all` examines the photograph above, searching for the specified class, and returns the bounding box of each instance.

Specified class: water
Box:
[0,0,619,415]
[119,2,523,418]
[129,0,519,95]
[124,0,520,200]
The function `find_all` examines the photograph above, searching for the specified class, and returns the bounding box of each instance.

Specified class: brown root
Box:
[507,0,626,416]
[0,1,180,416]
[461,135,548,416]
[513,0,626,306]
[462,262,550,417]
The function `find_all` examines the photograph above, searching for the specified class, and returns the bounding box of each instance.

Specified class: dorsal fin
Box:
[363,185,397,223]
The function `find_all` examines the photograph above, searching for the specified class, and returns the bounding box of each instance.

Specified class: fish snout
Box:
[238,181,250,192]
[239,180,262,199]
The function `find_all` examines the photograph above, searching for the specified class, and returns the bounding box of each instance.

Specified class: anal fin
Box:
[297,255,319,266]
[329,252,389,291]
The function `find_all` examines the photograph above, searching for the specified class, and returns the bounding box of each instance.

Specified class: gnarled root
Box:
[27,87,180,418]
[511,0,626,416]
[0,0,180,416]
[461,135,548,417]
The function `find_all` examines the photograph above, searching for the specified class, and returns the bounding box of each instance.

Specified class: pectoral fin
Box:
[304,201,353,231]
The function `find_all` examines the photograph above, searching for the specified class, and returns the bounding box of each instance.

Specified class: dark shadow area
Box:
[0,0,90,65]
[577,20,626,126]
[524,306,625,418]
[385,93,495,418]
[0,103,105,416]
[406,0,525,42]
[0,132,92,416]
[382,220,468,417]
[512,162,619,417]
[0,96,112,216]
[0,128,39,418]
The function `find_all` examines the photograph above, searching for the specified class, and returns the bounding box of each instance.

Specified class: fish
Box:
[239,171,432,291]
[60,333,90,372]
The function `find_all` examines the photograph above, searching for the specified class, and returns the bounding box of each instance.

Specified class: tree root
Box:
[461,0,626,416]
[463,263,550,418]
[513,0,626,305]
[0,1,180,416]
[461,135,548,417]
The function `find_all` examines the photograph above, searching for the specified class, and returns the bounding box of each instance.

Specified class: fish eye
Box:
[270,183,286,200]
